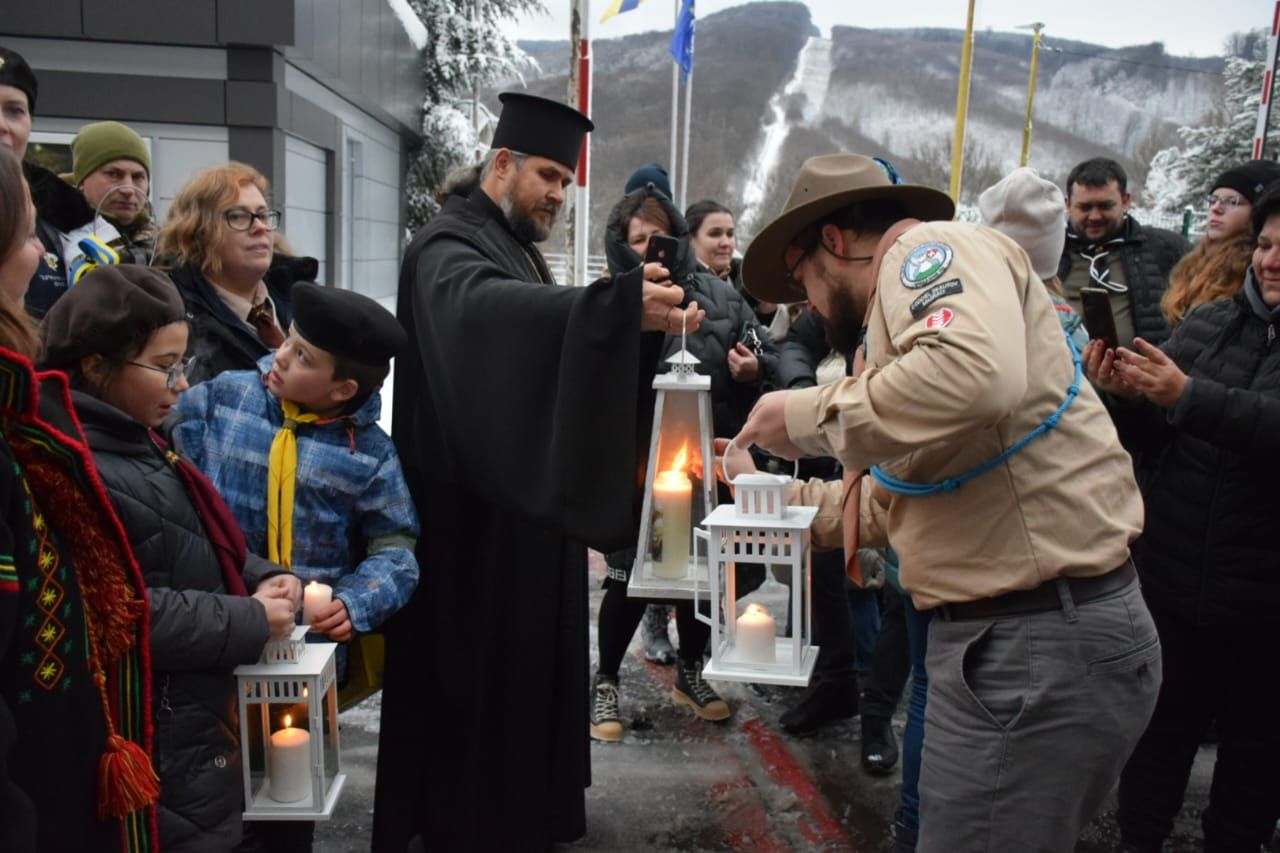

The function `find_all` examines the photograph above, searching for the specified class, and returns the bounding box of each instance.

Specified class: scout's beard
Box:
[813,253,865,357]
[501,190,558,244]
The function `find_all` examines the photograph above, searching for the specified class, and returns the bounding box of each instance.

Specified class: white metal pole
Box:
[669,0,680,191]
[679,64,693,211]
[573,0,593,286]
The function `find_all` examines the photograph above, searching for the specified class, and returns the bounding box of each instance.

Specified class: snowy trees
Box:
[404,0,542,232]
[1145,36,1276,213]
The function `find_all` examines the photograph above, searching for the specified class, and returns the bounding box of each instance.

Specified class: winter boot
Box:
[779,676,859,735]
[642,604,676,665]
[860,714,899,774]
[672,658,730,721]
[589,675,624,742]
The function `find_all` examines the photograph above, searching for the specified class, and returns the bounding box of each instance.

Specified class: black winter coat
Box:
[604,187,779,438]
[1058,216,1190,346]
[776,306,835,390]
[171,254,310,385]
[74,392,272,851]
[1109,276,1280,633]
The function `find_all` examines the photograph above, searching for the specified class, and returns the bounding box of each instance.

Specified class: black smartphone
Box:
[1079,286,1119,350]
[644,234,680,268]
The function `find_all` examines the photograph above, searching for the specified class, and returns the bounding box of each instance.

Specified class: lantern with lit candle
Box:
[235,626,345,819]
[698,473,819,685]
[629,344,717,600]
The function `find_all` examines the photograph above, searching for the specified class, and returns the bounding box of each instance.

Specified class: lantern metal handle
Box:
[721,436,799,484]
[692,528,712,627]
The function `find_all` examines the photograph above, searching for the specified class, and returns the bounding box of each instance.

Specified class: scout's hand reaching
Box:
[641,261,704,334]
[734,390,803,461]
[310,598,354,643]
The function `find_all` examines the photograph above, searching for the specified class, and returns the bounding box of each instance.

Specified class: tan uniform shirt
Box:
[783,221,1143,609]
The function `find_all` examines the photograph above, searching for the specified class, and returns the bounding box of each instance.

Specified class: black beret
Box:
[41,265,185,371]
[490,92,594,171]
[1212,160,1280,205]
[290,282,406,367]
[0,46,37,114]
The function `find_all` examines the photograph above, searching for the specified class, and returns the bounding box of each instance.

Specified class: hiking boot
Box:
[642,604,676,665]
[860,714,899,774]
[672,658,730,721]
[589,675,623,742]
[779,677,859,735]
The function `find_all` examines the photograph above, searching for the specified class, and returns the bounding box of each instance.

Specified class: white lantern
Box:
[699,473,819,686]
[628,346,717,600]
[235,626,346,819]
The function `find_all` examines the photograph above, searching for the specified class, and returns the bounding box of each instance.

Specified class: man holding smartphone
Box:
[732,153,1160,853]
[1058,157,1190,348]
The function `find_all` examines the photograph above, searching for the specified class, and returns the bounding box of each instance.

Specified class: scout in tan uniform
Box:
[731,154,1162,852]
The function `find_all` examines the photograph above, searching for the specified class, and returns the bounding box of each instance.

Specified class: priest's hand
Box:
[734,390,803,460]
[641,262,704,334]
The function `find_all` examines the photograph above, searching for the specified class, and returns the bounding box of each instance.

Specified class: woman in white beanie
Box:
[979,167,1088,350]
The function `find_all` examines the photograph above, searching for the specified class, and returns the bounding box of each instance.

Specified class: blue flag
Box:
[670,0,695,82]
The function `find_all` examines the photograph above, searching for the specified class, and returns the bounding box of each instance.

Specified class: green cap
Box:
[71,121,150,186]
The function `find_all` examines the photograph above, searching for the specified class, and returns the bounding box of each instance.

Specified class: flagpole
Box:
[949,0,976,203]
[1018,23,1044,167]
[670,0,680,190]
[572,0,592,286]
[679,66,693,211]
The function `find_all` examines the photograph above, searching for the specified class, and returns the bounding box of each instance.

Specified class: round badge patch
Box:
[901,242,953,289]
[925,308,954,329]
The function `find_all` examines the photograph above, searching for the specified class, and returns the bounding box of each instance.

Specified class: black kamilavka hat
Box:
[490,92,594,171]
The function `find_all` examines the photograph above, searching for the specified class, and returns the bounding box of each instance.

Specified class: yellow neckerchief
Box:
[267,398,323,568]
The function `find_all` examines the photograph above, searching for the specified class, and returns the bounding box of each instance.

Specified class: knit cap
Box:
[1211,160,1280,205]
[978,167,1066,281]
[625,162,672,200]
[0,46,37,113]
[71,121,151,186]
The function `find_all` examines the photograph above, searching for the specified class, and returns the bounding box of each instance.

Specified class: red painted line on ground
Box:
[710,778,792,853]
[740,717,857,850]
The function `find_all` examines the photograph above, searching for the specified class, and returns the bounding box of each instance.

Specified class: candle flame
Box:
[283,713,293,728]
[745,602,769,617]
[303,685,309,698]
[667,443,688,474]
[307,580,318,590]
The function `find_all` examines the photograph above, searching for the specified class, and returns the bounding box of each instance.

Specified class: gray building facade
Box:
[2,0,424,303]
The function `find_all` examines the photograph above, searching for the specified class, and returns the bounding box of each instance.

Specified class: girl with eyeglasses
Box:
[1161,160,1280,325]
[156,163,318,385]
[39,264,301,853]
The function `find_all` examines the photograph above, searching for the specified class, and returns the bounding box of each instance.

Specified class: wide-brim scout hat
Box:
[742,153,955,304]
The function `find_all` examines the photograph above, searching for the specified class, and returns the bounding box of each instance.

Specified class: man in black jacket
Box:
[1057,157,1190,347]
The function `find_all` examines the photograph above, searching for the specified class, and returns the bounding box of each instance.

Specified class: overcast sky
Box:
[504,0,1269,58]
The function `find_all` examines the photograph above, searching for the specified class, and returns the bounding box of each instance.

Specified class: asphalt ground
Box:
[312,551,1246,852]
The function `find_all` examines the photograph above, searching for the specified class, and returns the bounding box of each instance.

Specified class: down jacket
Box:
[603,186,778,437]
[1108,273,1280,632]
[73,391,273,852]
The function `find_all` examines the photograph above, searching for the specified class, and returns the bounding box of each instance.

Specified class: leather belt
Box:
[935,560,1136,622]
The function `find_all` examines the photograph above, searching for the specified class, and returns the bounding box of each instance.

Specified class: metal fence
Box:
[542,252,609,285]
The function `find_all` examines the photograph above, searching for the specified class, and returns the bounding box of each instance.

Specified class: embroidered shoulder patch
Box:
[901,242,953,289]
[925,308,955,329]
[909,278,963,317]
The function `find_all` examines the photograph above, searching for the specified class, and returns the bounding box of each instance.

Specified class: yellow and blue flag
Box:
[670,0,695,81]
[600,0,645,24]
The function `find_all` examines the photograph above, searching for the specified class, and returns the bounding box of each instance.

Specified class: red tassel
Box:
[97,734,161,819]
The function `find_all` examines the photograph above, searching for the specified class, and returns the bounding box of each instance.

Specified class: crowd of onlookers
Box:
[3,34,1279,853]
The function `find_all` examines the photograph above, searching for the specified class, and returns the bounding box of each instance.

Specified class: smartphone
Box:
[1079,286,1119,350]
[644,234,680,268]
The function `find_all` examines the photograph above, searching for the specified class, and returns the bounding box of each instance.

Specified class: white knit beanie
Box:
[978,167,1066,281]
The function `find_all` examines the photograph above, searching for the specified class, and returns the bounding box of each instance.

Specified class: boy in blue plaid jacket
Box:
[172,283,419,641]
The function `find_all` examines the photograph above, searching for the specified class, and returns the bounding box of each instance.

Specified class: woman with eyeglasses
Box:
[1161,160,1280,325]
[156,162,317,385]
[39,264,300,853]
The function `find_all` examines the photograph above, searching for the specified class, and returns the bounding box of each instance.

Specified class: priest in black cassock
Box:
[373,93,705,851]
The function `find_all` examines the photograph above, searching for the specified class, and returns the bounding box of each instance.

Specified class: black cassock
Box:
[373,188,660,851]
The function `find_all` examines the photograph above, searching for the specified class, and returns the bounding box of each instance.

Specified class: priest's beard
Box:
[813,254,865,357]
[501,191,558,244]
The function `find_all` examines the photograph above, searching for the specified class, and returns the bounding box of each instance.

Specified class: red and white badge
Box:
[925,307,954,329]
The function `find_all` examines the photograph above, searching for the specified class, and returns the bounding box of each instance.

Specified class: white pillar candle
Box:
[652,469,692,579]
[268,714,311,803]
[301,581,332,625]
[736,602,777,663]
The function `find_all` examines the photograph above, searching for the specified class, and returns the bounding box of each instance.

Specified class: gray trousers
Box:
[917,580,1161,853]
